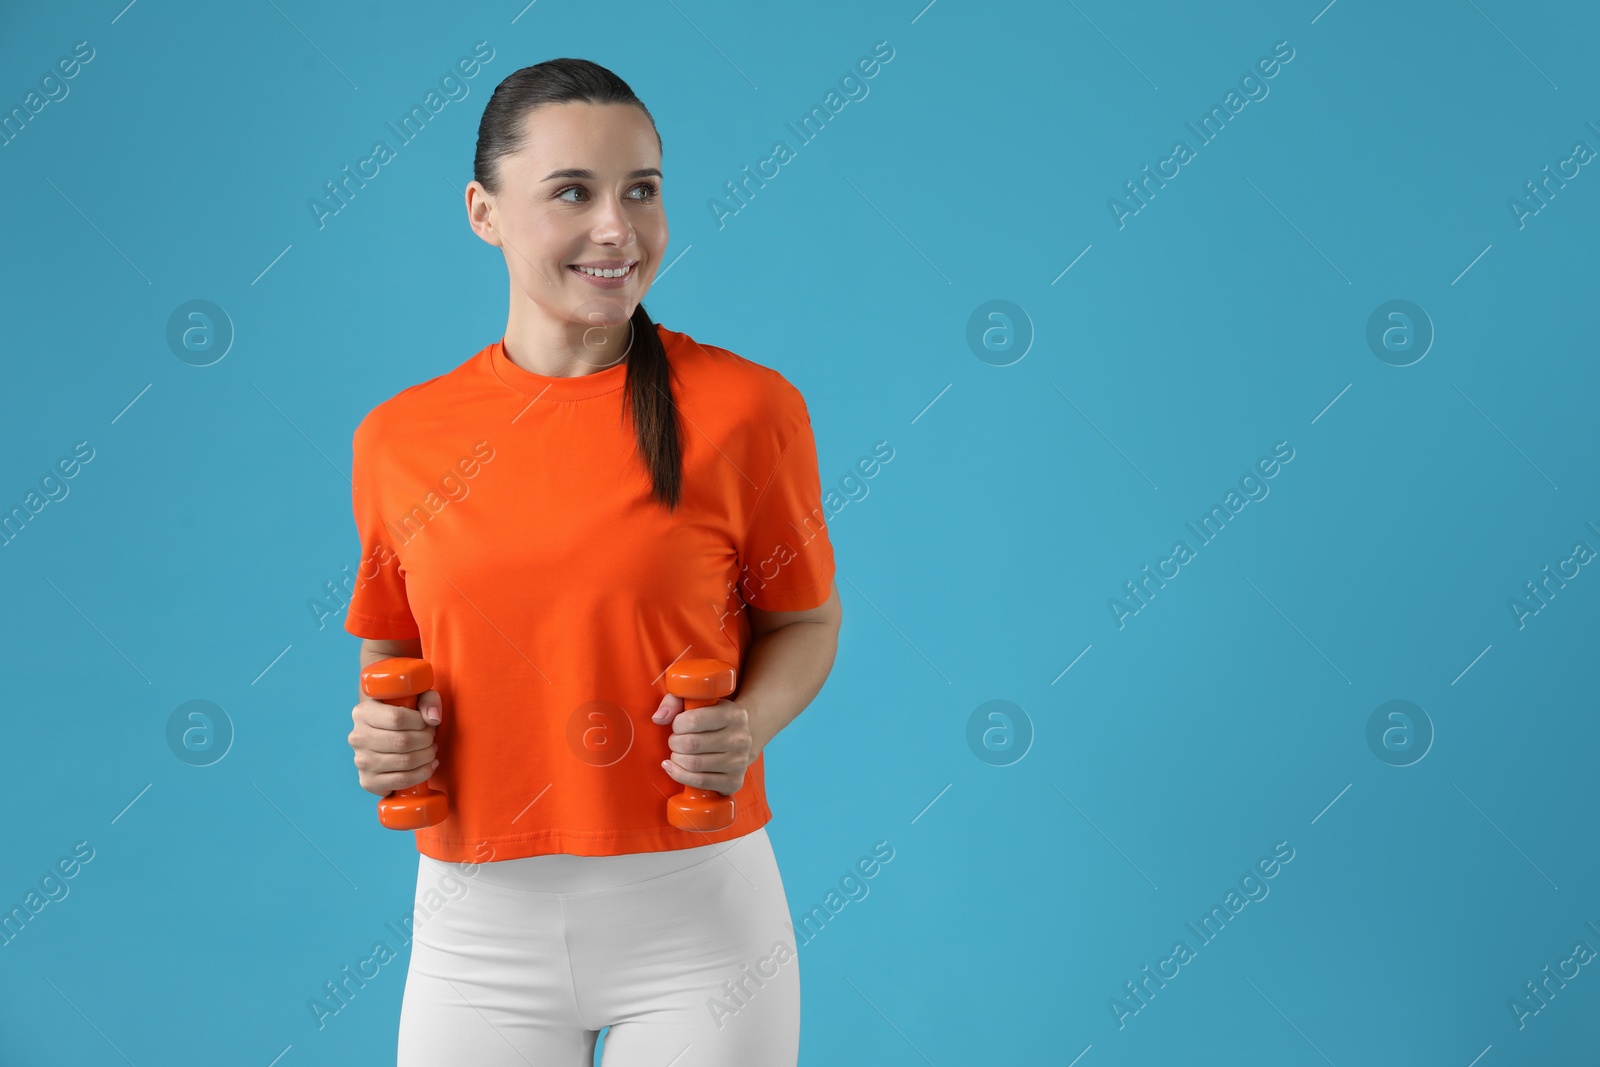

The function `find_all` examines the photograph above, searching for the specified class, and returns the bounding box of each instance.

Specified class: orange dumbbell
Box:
[361,656,450,831]
[663,658,739,832]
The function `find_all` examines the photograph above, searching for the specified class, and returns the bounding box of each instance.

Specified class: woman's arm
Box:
[735,582,843,758]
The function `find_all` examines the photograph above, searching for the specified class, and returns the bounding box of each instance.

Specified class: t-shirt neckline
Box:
[486,336,635,401]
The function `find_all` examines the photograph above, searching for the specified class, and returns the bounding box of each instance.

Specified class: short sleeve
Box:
[737,412,836,612]
[343,422,421,641]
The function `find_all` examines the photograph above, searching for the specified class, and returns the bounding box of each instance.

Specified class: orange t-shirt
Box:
[343,323,835,862]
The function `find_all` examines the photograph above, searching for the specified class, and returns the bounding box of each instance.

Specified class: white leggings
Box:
[396,826,800,1066]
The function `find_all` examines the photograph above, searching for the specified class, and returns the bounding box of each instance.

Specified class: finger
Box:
[667,702,729,733]
[661,755,704,786]
[663,749,734,775]
[369,759,439,795]
[661,757,733,795]
[668,731,731,755]
[384,745,438,772]
[419,690,443,726]
[651,693,684,726]
[356,726,435,754]
[363,744,438,776]
[359,698,428,732]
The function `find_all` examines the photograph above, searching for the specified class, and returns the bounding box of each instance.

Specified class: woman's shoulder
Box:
[660,324,810,427]
[352,346,486,446]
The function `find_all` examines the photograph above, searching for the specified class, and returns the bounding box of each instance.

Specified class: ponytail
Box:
[621,303,683,510]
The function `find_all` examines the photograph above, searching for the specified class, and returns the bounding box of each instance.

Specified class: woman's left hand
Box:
[652,694,756,795]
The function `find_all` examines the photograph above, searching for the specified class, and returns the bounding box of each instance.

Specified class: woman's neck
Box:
[501,310,634,378]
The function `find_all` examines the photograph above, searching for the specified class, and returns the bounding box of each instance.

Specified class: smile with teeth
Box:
[571,263,636,279]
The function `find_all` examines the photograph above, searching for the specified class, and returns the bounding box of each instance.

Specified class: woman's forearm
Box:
[734,619,840,758]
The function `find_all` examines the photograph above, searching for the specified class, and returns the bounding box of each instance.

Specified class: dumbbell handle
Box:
[360,656,450,831]
[663,658,739,832]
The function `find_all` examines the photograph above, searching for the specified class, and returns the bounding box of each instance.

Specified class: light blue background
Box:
[2,1,1598,1064]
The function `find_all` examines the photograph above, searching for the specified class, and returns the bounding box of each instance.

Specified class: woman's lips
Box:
[569,263,636,288]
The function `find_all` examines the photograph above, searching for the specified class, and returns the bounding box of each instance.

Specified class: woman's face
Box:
[472,100,666,332]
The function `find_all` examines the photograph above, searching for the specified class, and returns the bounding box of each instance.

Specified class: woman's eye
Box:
[555,183,659,203]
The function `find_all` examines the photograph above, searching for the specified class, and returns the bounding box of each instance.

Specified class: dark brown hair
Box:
[473,58,682,510]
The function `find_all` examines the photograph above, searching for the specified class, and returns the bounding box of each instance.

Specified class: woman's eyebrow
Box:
[541,167,663,181]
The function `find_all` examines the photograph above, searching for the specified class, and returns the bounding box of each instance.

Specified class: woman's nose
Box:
[590,196,634,239]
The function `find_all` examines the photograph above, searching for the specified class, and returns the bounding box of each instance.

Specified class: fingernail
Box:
[652,707,666,723]
[426,708,440,724]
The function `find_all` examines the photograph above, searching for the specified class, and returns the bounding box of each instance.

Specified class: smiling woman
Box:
[464,82,677,509]
[342,57,838,1067]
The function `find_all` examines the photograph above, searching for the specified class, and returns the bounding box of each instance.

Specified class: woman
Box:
[343,57,841,1065]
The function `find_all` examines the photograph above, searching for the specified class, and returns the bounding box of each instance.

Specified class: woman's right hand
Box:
[349,689,442,797]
